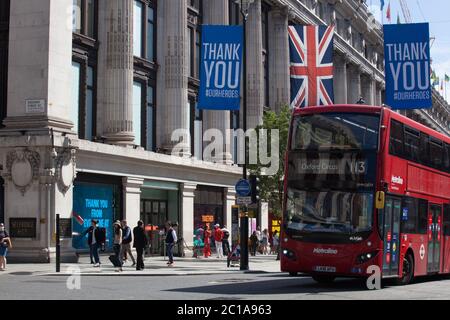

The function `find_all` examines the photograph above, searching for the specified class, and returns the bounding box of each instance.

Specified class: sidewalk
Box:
[1,254,281,277]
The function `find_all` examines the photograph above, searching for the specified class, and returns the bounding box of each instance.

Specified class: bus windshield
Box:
[292,113,380,151]
[285,189,373,234]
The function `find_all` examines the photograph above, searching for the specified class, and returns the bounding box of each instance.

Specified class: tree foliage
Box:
[248,106,291,219]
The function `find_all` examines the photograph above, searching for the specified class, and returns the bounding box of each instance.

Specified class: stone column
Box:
[361,73,374,105]
[181,183,197,254]
[4,0,73,131]
[159,0,190,156]
[97,0,134,145]
[122,177,144,224]
[224,187,236,241]
[347,64,361,104]
[203,0,232,164]
[246,0,264,129]
[333,53,348,104]
[268,6,290,113]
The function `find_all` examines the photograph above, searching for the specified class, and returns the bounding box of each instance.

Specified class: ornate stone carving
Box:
[55,149,77,194]
[5,149,41,196]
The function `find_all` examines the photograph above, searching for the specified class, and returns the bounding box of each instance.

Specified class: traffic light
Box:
[249,174,260,204]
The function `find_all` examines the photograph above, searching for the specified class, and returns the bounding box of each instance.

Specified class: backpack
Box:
[98,227,106,243]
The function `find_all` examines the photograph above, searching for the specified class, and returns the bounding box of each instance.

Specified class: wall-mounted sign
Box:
[59,218,72,238]
[201,215,214,223]
[25,99,46,114]
[9,218,37,238]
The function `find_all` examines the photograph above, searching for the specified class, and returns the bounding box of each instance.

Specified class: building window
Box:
[71,61,81,135]
[85,66,94,140]
[0,0,10,128]
[72,0,98,140]
[73,0,97,39]
[134,0,156,62]
[134,0,144,57]
[262,2,270,108]
[133,82,143,146]
[229,0,240,25]
[147,6,155,61]
[72,60,96,140]
[190,98,203,160]
[146,85,156,151]
[188,1,202,80]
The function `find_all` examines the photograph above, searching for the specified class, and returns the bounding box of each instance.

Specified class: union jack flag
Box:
[289,25,335,108]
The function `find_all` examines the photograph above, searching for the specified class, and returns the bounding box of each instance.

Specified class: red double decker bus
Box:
[281,105,450,285]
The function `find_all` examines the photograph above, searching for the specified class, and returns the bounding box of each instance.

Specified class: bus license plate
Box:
[313,266,336,273]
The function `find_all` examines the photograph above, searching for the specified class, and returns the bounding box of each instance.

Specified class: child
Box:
[227,244,241,267]
[193,234,204,258]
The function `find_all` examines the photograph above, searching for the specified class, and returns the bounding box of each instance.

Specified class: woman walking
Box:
[261,229,269,255]
[0,223,11,271]
[113,221,123,272]
[203,224,212,258]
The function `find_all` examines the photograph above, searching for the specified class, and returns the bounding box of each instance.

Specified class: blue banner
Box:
[384,23,432,109]
[198,25,243,110]
[72,182,114,250]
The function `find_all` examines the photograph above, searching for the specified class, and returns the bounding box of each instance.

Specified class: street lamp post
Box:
[238,0,254,271]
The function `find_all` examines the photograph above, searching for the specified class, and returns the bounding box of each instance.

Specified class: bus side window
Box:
[404,126,420,162]
[429,138,444,171]
[445,143,450,174]
[417,199,428,234]
[419,133,430,167]
[444,204,450,237]
[389,120,404,157]
[401,197,418,233]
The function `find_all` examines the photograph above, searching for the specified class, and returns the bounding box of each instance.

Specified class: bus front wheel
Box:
[312,275,336,284]
[395,253,414,285]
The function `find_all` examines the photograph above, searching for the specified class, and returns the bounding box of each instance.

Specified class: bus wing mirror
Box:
[375,191,385,209]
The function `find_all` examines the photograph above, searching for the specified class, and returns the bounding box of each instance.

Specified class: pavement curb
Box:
[36,270,275,277]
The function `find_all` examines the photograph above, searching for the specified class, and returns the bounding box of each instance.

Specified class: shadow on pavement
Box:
[165,276,369,295]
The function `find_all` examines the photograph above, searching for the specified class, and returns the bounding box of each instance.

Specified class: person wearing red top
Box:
[203,224,212,258]
[213,224,224,258]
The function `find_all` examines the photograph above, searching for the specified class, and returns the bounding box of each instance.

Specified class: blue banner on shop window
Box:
[383,23,432,109]
[198,25,243,110]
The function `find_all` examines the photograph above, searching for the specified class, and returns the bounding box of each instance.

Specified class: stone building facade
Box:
[0,0,448,262]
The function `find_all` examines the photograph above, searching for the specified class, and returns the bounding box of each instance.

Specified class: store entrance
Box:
[140,199,168,255]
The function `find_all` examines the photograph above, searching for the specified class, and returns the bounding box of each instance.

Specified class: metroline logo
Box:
[313,248,338,255]
[391,175,404,185]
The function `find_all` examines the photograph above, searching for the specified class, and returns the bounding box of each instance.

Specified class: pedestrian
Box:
[133,220,148,271]
[255,226,262,254]
[193,234,204,258]
[250,231,258,256]
[261,229,269,255]
[221,226,230,256]
[213,224,224,258]
[203,224,211,258]
[0,223,11,271]
[112,221,123,271]
[165,221,177,266]
[81,220,105,267]
[272,230,280,260]
[120,220,136,267]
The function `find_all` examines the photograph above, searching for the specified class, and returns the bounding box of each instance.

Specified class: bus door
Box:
[427,204,442,273]
[382,197,401,277]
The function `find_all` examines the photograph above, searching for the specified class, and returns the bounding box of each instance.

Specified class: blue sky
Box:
[367,0,450,101]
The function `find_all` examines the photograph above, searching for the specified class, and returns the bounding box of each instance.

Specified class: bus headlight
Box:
[356,251,379,264]
[282,249,296,260]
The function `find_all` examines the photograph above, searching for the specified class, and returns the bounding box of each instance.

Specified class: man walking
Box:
[213,224,224,259]
[120,220,136,267]
[165,221,177,266]
[81,220,105,267]
[133,220,148,271]
[221,225,230,256]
